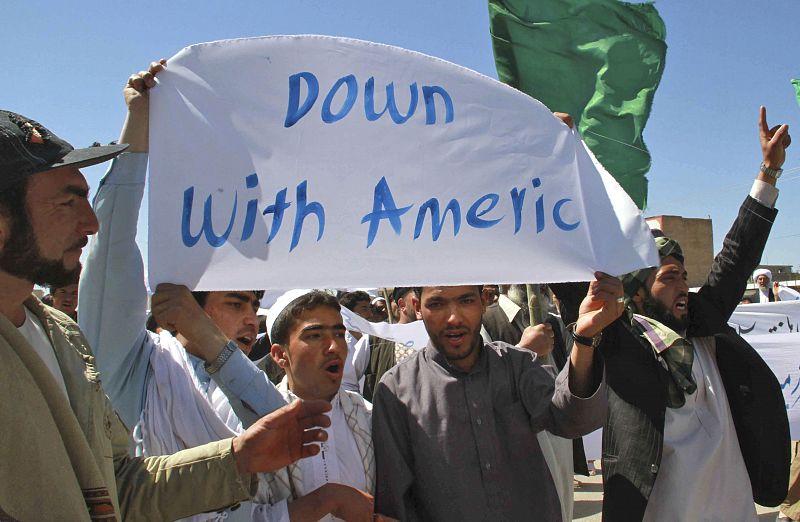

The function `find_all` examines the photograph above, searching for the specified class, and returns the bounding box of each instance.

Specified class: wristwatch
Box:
[760,162,783,180]
[567,322,602,348]
[205,340,238,374]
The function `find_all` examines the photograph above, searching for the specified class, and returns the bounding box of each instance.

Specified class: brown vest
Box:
[362,336,397,402]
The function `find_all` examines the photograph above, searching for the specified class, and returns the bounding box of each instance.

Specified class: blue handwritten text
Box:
[284,72,454,128]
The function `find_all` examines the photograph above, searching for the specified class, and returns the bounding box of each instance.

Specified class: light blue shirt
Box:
[78,152,285,434]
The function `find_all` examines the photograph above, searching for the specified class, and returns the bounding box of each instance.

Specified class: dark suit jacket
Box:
[555,196,789,521]
[363,335,396,402]
[482,303,568,370]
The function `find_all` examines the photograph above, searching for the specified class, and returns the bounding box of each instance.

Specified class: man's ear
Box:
[411,294,422,320]
[271,343,289,369]
[481,289,491,306]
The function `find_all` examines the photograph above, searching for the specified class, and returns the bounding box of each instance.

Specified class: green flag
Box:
[489,0,667,208]
[793,79,800,107]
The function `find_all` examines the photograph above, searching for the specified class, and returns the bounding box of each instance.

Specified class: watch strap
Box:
[567,322,602,348]
[205,340,238,374]
[760,162,783,179]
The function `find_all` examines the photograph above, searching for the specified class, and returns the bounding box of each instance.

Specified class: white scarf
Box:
[137,331,240,456]
[136,332,243,522]
[258,380,374,506]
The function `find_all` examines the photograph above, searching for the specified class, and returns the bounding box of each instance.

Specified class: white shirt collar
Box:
[498,294,523,323]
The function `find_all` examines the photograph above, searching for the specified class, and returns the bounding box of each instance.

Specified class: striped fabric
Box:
[630,315,697,408]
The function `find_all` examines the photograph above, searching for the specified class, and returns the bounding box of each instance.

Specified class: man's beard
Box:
[0,214,82,288]
[427,325,482,362]
[641,294,688,333]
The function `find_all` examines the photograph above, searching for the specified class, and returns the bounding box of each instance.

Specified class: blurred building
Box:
[744,265,799,299]
[645,215,713,289]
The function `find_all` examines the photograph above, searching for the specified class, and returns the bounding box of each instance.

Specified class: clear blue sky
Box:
[4,0,799,274]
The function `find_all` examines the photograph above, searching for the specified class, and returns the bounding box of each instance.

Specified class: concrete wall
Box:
[756,264,794,282]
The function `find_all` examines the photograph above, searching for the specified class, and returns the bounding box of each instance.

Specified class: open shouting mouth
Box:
[323,358,344,380]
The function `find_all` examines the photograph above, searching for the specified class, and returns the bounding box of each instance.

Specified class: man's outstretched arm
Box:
[78,61,166,428]
[698,106,790,321]
[114,397,332,520]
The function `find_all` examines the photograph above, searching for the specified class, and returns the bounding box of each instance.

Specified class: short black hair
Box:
[338,290,371,311]
[391,286,414,304]
[191,290,264,308]
[0,177,29,247]
[271,290,341,346]
[0,177,28,221]
[192,291,210,308]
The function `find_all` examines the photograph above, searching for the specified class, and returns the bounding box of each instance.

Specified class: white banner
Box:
[729,300,800,336]
[148,36,657,290]
[743,333,800,439]
[732,301,800,439]
[340,307,429,351]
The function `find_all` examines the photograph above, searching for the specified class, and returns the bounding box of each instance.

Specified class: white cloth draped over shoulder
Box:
[136,331,240,457]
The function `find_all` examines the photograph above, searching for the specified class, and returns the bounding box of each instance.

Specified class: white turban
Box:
[753,269,772,282]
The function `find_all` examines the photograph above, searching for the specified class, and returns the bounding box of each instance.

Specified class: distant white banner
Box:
[729,301,800,438]
[729,300,800,336]
[149,36,657,290]
[743,333,800,439]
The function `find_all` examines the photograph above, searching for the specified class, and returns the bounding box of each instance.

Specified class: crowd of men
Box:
[0,59,794,522]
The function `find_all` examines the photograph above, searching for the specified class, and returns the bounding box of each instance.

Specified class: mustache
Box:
[443,327,469,333]
[69,237,88,250]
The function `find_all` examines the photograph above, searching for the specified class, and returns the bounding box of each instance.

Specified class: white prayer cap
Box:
[371,296,386,305]
[266,289,313,340]
[753,269,772,281]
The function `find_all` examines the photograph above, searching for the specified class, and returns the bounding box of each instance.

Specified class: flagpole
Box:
[526,284,551,365]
